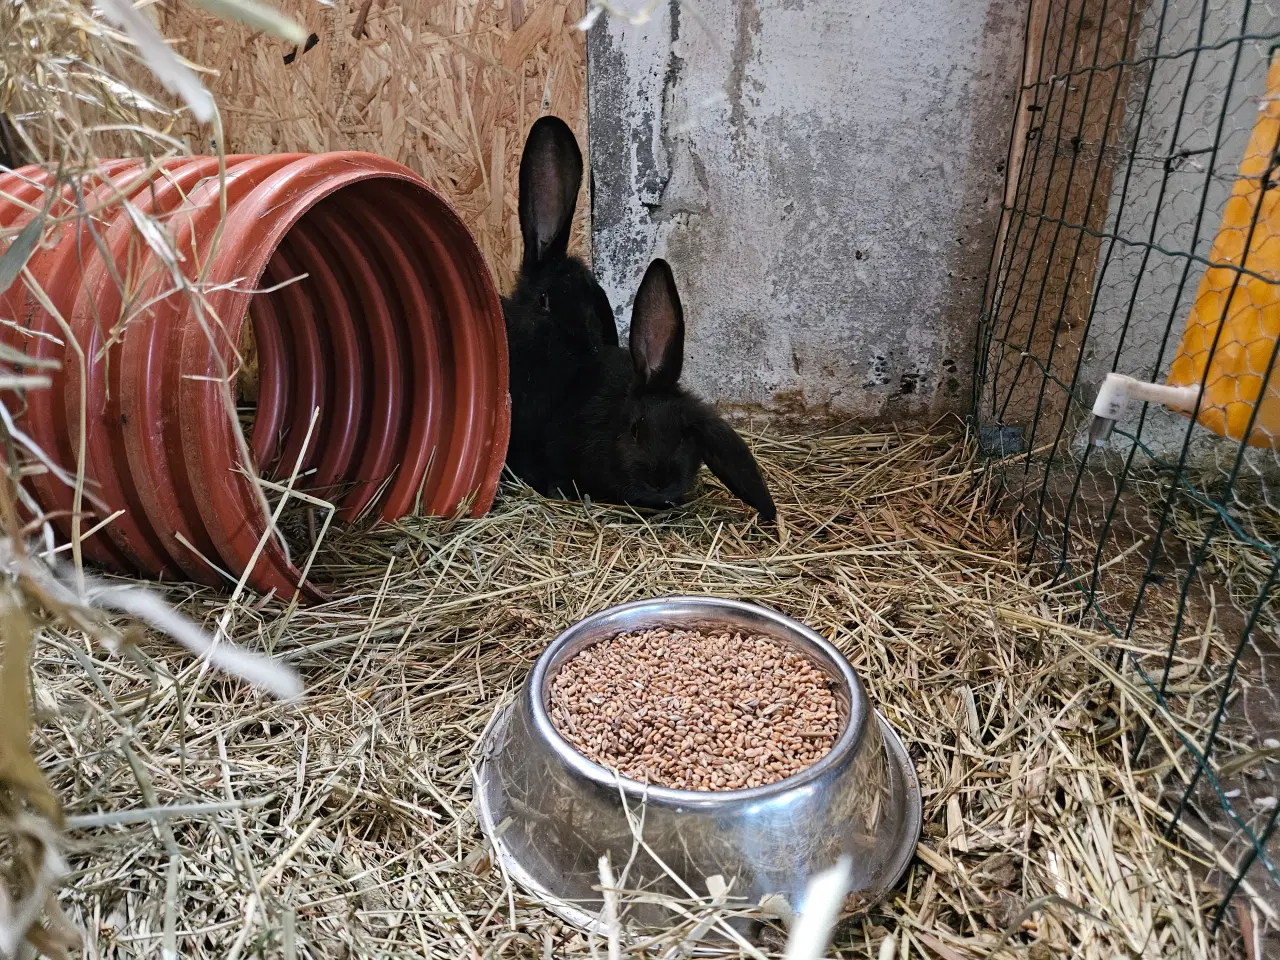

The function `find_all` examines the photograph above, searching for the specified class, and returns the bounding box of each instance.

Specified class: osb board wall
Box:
[980,0,1145,437]
[155,0,588,294]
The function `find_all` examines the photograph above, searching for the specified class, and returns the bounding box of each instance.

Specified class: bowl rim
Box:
[528,595,871,805]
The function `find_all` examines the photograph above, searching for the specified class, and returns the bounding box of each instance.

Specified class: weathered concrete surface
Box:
[588,0,1023,425]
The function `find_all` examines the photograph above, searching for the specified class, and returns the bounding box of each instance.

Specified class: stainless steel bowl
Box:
[475,596,920,939]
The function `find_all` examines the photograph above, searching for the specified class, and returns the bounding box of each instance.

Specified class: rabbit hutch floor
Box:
[25,423,1270,959]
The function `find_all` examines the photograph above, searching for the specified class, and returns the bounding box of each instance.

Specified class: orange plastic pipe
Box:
[0,153,510,599]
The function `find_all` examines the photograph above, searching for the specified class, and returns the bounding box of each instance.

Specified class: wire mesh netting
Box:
[974,0,1279,932]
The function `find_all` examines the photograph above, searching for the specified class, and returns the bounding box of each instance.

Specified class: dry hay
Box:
[133,0,591,292]
[24,425,1266,958]
[2,3,1269,953]
[987,444,1280,917]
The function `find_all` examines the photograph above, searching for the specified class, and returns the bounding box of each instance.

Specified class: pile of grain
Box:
[549,627,842,791]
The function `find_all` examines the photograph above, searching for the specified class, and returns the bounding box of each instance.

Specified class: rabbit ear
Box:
[691,415,777,521]
[519,116,582,267]
[630,259,684,389]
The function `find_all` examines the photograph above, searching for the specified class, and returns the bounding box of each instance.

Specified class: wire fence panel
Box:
[974,0,1279,931]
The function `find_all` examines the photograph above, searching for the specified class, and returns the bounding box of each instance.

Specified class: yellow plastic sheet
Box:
[1167,53,1280,449]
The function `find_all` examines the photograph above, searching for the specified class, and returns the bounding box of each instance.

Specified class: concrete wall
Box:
[1076,0,1280,463]
[587,0,1023,425]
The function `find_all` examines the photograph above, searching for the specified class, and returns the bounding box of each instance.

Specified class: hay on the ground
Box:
[27,425,1261,959]
[3,3,1266,954]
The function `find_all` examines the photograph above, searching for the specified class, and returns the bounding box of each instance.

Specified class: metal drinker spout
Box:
[1088,372,1201,447]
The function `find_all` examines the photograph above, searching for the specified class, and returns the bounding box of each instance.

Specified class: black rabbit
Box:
[503,116,775,522]
[502,115,618,495]
[545,258,776,521]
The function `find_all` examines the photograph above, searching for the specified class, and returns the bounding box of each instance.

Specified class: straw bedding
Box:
[140,0,590,294]
[23,426,1261,959]
[1,0,1267,954]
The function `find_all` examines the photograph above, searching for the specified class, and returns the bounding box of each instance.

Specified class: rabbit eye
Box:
[539,291,550,311]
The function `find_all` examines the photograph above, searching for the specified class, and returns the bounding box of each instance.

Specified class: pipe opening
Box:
[228,177,508,594]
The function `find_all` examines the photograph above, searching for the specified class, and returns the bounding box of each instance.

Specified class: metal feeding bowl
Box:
[476,596,921,940]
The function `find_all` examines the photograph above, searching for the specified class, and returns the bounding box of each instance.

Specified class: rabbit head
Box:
[606,259,777,521]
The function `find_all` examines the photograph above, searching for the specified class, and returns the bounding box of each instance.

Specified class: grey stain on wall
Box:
[727,0,763,151]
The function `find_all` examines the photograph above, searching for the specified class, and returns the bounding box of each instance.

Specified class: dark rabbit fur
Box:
[502,116,617,494]
[502,116,776,522]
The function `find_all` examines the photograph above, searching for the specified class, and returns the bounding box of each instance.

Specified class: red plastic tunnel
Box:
[0,153,510,601]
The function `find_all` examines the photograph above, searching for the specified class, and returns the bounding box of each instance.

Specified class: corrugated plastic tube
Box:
[0,153,510,601]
